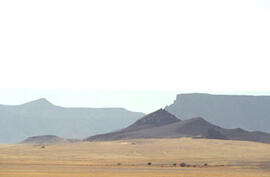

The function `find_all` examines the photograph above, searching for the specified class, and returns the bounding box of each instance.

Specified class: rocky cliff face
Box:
[165,93,270,132]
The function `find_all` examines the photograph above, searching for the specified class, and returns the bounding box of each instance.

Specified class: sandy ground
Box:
[0,138,270,177]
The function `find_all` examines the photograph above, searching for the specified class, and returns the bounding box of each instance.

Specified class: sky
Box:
[260,0,270,8]
[0,0,270,112]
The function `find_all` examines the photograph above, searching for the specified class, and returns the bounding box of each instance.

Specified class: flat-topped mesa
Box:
[0,98,144,144]
[125,109,181,131]
[165,93,270,132]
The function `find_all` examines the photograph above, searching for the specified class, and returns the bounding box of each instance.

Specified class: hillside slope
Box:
[21,135,80,144]
[86,109,270,143]
[0,98,144,143]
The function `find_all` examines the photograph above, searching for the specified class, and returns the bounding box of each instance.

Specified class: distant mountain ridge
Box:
[3,93,270,144]
[0,98,144,143]
[165,93,270,132]
[86,109,270,143]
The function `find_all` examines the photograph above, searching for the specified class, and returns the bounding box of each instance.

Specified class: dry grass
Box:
[1,138,270,177]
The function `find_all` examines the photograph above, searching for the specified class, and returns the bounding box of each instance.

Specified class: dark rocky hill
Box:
[125,109,181,131]
[86,109,270,143]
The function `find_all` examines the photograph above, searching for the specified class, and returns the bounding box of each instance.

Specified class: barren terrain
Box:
[1,138,270,177]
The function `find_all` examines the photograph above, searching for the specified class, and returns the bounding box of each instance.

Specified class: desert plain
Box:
[1,138,270,177]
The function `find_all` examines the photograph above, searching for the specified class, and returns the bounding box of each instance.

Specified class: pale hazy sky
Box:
[0,0,270,112]
[1,89,270,113]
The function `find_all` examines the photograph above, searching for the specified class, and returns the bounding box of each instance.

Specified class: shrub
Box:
[147,162,152,166]
[180,162,186,167]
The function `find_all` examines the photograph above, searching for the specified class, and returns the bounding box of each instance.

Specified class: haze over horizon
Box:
[1,89,270,113]
[1,0,270,176]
